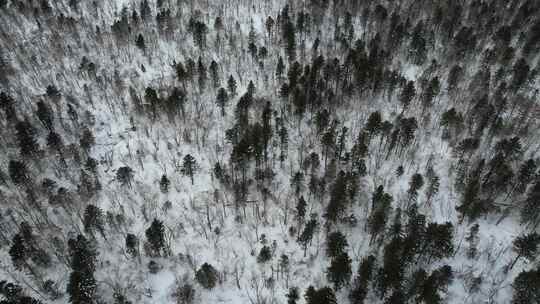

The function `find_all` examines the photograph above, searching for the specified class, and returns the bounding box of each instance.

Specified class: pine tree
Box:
[407,173,424,204]
[9,234,27,270]
[368,186,393,244]
[375,237,404,299]
[514,159,536,195]
[15,120,39,157]
[421,222,454,263]
[67,234,97,304]
[116,166,134,188]
[365,111,382,139]
[304,286,337,304]
[257,245,272,263]
[399,81,416,112]
[125,234,139,257]
[326,231,348,258]
[197,57,207,90]
[159,175,170,193]
[216,87,228,117]
[227,75,237,97]
[349,255,376,304]
[521,179,540,228]
[286,287,299,304]
[181,154,198,185]
[327,251,352,290]
[36,100,54,130]
[324,171,348,224]
[80,127,95,152]
[9,160,30,186]
[210,60,219,88]
[298,215,318,257]
[276,56,285,80]
[509,232,540,270]
[512,267,540,304]
[195,263,218,289]
[145,218,166,257]
[83,205,105,238]
[144,87,160,120]
[135,34,146,52]
[465,223,480,259]
[424,166,440,206]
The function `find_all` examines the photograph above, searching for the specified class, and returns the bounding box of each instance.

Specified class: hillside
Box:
[0,0,539,303]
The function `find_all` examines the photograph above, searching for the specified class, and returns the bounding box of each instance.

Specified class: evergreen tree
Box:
[349,255,376,304]
[326,231,348,258]
[83,205,105,238]
[375,237,404,299]
[79,127,95,152]
[195,263,218,289]
[135,34,145,52]
[521,179,540,228]
[197,57,207,90]
[286,287,299,304]
[9,160,30,186]
[15,120,39,157]
[421,222,454,263]
[9,234,27,270]
[227,75,237,97]
[257,245,272,263]
[159,174,170,193]
[324,171,348,224]
[125,234,139,257]
[166,87,186,120]
[67,234,97,304]
[465,223,480,259]
[181,154,198,185]
[116,166,134,188]
[399,81,416,112]
[304,286,337,304]
[36,100,54,130]
[514,159,536,194]
[368,186,393,244]
[210,60,219,88]
[407,173,424,204]
[512,267,540,304]
[298,215,318,256]
[276,56,285,80]
[327,251,352,290]
[145,218,166,257]
[216,87,228,117]
[510,232,540,270]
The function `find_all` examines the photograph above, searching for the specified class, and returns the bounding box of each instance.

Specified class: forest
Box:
[0,0,539,303]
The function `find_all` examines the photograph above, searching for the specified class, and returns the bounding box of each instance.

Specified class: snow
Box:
[0,0,538,303]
